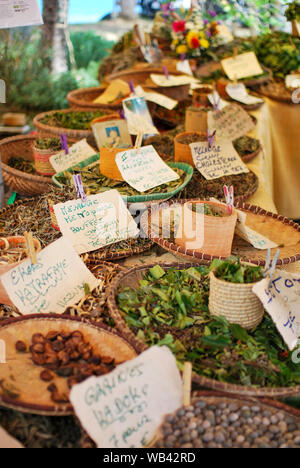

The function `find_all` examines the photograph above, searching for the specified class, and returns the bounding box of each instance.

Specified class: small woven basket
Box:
[67,86,124,111]
[100,147,133,181]
[33,147,57,176]
[209,271,264,330]
[48,199,60,231]
[174,132,206,166]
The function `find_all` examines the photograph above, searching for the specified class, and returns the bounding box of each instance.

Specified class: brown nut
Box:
[40,370,54,382]
[47,383,57,393]
[60,331,71,340]
[72,331,83,339]
[31,353,46,366]
[56,367,74,378]
[57,350,70,366]
[51,340,64,352]
[51,389,69,404]
[31,343,45,354]
[15,341,27,352]
[32,333,45,344]
[46,331,59,341]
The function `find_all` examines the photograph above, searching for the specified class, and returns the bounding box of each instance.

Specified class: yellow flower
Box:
[186,30,200,49]
[198,31,205,39]
[200,38,210,49]
[172,39,179,46]
[176,44,188,55]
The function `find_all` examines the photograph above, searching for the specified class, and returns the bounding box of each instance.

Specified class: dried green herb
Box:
[34,137,62,152]
[192,203,222,217]
[209,257,263,284]
[56,163,187,197]
[117,266,300,388]
[233,136,260,156]
[8,157,36,175]
[41,111,105,130]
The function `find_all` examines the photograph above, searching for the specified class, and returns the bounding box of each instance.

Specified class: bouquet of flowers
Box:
[171,5,221,58]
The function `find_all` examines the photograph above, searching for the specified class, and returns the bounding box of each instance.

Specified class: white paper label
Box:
[285,74,300,89]
[150,74,198,87]
[70,346,183,448]
[116,145,179,193]
[235,209,278,250]
[0,0,43,28]
[207,91,228,110]
[176,60,193,76]
[135,86,178,110]
[123,96,158,136]
[221,52,263,81]
[226,83,264,106]
[50,139,97,173]
[253,271,300,350]
[208,104,255,141]
[0,238,99,315]
[190,139,249,180]
[53,190,139,255]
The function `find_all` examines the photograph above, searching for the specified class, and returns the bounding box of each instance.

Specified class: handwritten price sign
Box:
[70,346,183,448]
[253,270,300,350]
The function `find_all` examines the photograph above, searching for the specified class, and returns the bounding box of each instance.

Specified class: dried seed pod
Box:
[70,351,80,361]
[51,389,69,404]
[40,370,54,382]
[57,350,70,366]
[32,333,45,344]
[82,351,92,361]
[46,331,59,341]
[15,341,27,352]
[60,331,72,340]
[31,343,45,354]
[31,352,46,366]
[72,331,83,339]
[51,340,64,352]
[47,383,57,393]
[56,367,74,378]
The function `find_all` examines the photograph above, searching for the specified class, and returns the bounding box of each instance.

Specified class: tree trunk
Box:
[119,0,138,19]
[42,0,73,74]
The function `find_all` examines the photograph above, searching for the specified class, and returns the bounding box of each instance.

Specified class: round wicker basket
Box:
[67,86,125,111]
[0,135,54,196]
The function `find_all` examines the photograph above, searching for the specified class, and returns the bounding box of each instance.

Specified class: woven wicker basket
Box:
[209,271,264,330]
[67,86,125,111]
[107,68,191,102]
[107,262,300,398]
[33,108,116,147]
[100,146,133,180]
[0,135,54,196]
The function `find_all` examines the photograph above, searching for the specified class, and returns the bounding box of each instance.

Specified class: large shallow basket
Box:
[33,108,117,147]
[0,135,54,196]
[140,199,300,266]
[67,86,124,111]
[107,262,300,398]
[0,314,137,416]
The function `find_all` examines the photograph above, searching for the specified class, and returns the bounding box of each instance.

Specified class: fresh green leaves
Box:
[210,257,263,284]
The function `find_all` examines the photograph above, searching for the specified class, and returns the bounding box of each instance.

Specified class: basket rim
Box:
[0,313,138,416]
[107,67,190,83]
[209,269,263,288]
[0,134,54,185]
[33,108,115,136]
[107,261,300,398]
[140,198,300,266]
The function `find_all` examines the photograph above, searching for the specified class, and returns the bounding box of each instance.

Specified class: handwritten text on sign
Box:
[235,209,278,250]
[221,52,263,81]
[253,270,300,350]
[50,139,97,173]
[208,104,255,141]
[0,237,99,315]
[190,139,249,180]
[70,346,183,448]
[53,190,139,255]
[116,145,179,193]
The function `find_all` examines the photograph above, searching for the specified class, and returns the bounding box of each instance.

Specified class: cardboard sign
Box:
[0,0,43,28]
[285,74,300,89]
[123,96,158,136]
[50,139,97,173]
[1,238,99,315]
[70,346,183,448]
[221,52,263,81]
[135,86,178,110]
[190,139,249,180]
[208,104,255,141]
[53,190,139,255]
[226,83,264,106]
[253,271,300,351]
[92,120,132,151]
[150,74,197,87]
[93,80,130,105]
[116,145,179,193]
[235,209,278,250]
[176,60,193,76]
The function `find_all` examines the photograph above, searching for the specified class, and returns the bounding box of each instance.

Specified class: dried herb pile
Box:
[34,137,62,151]
[117,265,300,388]
[41,111,105,130]
[55,163,187,197]
[8,157,36,175]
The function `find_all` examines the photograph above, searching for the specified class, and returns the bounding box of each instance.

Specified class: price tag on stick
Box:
[70,346,183,448]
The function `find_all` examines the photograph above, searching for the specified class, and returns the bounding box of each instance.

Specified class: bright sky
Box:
[38,0,192,24]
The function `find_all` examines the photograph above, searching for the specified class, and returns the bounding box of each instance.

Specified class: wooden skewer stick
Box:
[183,361,192,407]
[24,231,37,265]
[134,131,143,153]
